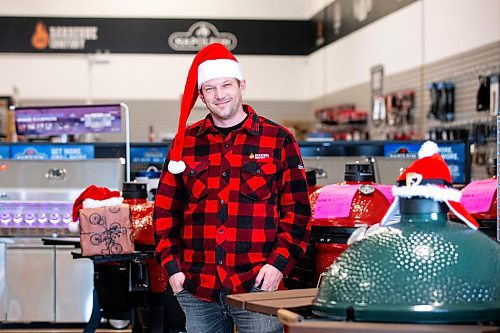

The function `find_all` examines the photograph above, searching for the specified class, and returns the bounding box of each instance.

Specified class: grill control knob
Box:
[25,213,36,225]
[13,213,23,224]
[1,213,11,225]
[62,213,72,224]
[49,213,61,225]
[37,213,47,224]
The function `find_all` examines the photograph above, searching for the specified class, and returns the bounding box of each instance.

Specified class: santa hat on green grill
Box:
[381,141,479,230]
[168,43,244,174]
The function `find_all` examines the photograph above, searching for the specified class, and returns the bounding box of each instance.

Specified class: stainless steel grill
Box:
[0,158,124,323]
[0,159,124,237]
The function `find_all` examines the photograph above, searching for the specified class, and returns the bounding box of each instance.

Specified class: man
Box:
[154,43,311,333]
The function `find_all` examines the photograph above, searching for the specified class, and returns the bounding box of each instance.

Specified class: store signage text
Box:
[31,21,99,50]
[131,147,167,164]
[11,145,95,160]
[168,21,237,51]
[0,1,416,55]
[384,142,467,184]
[15,104,121,136]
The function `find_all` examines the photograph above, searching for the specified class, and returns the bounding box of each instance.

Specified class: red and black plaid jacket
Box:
[154,105,311,301]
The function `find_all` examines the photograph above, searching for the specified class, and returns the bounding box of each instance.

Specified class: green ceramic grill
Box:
[312,197,500,323]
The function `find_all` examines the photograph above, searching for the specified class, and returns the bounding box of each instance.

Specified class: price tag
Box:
[313,184,361,219]
[460,178,496,214]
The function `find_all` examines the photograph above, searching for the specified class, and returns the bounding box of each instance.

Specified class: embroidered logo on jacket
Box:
[249,153,270,160]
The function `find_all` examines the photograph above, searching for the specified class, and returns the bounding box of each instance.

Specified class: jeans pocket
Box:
[250,285,263,293]
[173,288,187,297]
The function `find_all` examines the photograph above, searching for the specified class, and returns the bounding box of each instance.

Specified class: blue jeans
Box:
[175,287,283,333]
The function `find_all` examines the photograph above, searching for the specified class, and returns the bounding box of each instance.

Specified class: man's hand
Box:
[169,272,186,294]
[254,264,283,291]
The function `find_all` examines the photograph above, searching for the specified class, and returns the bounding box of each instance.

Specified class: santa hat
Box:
[69,185,122,233]
[168,43,244,174]
[380,141,479,230]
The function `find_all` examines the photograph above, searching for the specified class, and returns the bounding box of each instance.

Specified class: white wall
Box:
[0,53,310,101]
[314,0,500,99]
[309,1,424,100]
[0,0,498,103]
[0,0,315,19]
[423,0,500,64]
[0,0,314,102]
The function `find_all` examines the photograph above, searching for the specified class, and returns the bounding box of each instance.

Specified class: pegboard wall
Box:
[310,41,500,142]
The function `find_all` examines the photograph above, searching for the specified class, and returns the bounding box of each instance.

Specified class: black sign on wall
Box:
[0,17,310,55]
[310,0,418,52]
[0,1,416,55]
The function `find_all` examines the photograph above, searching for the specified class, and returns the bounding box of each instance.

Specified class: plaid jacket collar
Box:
[196,104,261,136]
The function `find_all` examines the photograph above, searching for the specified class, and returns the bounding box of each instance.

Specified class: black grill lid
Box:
[344,162,374,182]
[122,182,147,199]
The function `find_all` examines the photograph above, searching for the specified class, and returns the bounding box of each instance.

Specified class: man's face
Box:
[199,77,246,124]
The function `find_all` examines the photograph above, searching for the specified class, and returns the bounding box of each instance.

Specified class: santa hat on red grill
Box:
[168,43,244,174]
[381,141,478,230]
[69,185,122,233]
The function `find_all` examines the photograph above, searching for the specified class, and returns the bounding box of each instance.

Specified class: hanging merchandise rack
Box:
[427,64,500,86]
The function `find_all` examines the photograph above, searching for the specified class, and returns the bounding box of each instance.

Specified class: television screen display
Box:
[15,104,122,136]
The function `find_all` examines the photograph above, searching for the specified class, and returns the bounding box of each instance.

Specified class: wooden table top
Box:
[225,288,317,316]
[226,288,499,333]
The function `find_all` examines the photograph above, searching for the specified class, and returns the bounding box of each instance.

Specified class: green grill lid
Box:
[312,198,500,324]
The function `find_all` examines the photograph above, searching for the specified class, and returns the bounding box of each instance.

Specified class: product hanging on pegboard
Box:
[427,81,455,122]
[372,89,417,140]
[490,73,499,116]
[371,95,386,126]
[310,104,369,141]
[476,75,490,112]
[370,64,384,127]
[373,89,416,127]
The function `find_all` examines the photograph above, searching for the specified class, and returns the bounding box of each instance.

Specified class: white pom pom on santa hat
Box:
[168,160,186,174]
[418,140,440,159]
[68,221,80,233]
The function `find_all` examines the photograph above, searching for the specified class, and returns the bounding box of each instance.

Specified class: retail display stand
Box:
[41,237,152,332]
[277,308,499,333]
[225,290,499,333]
[27,103,137,331]
[74,251,147,333]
